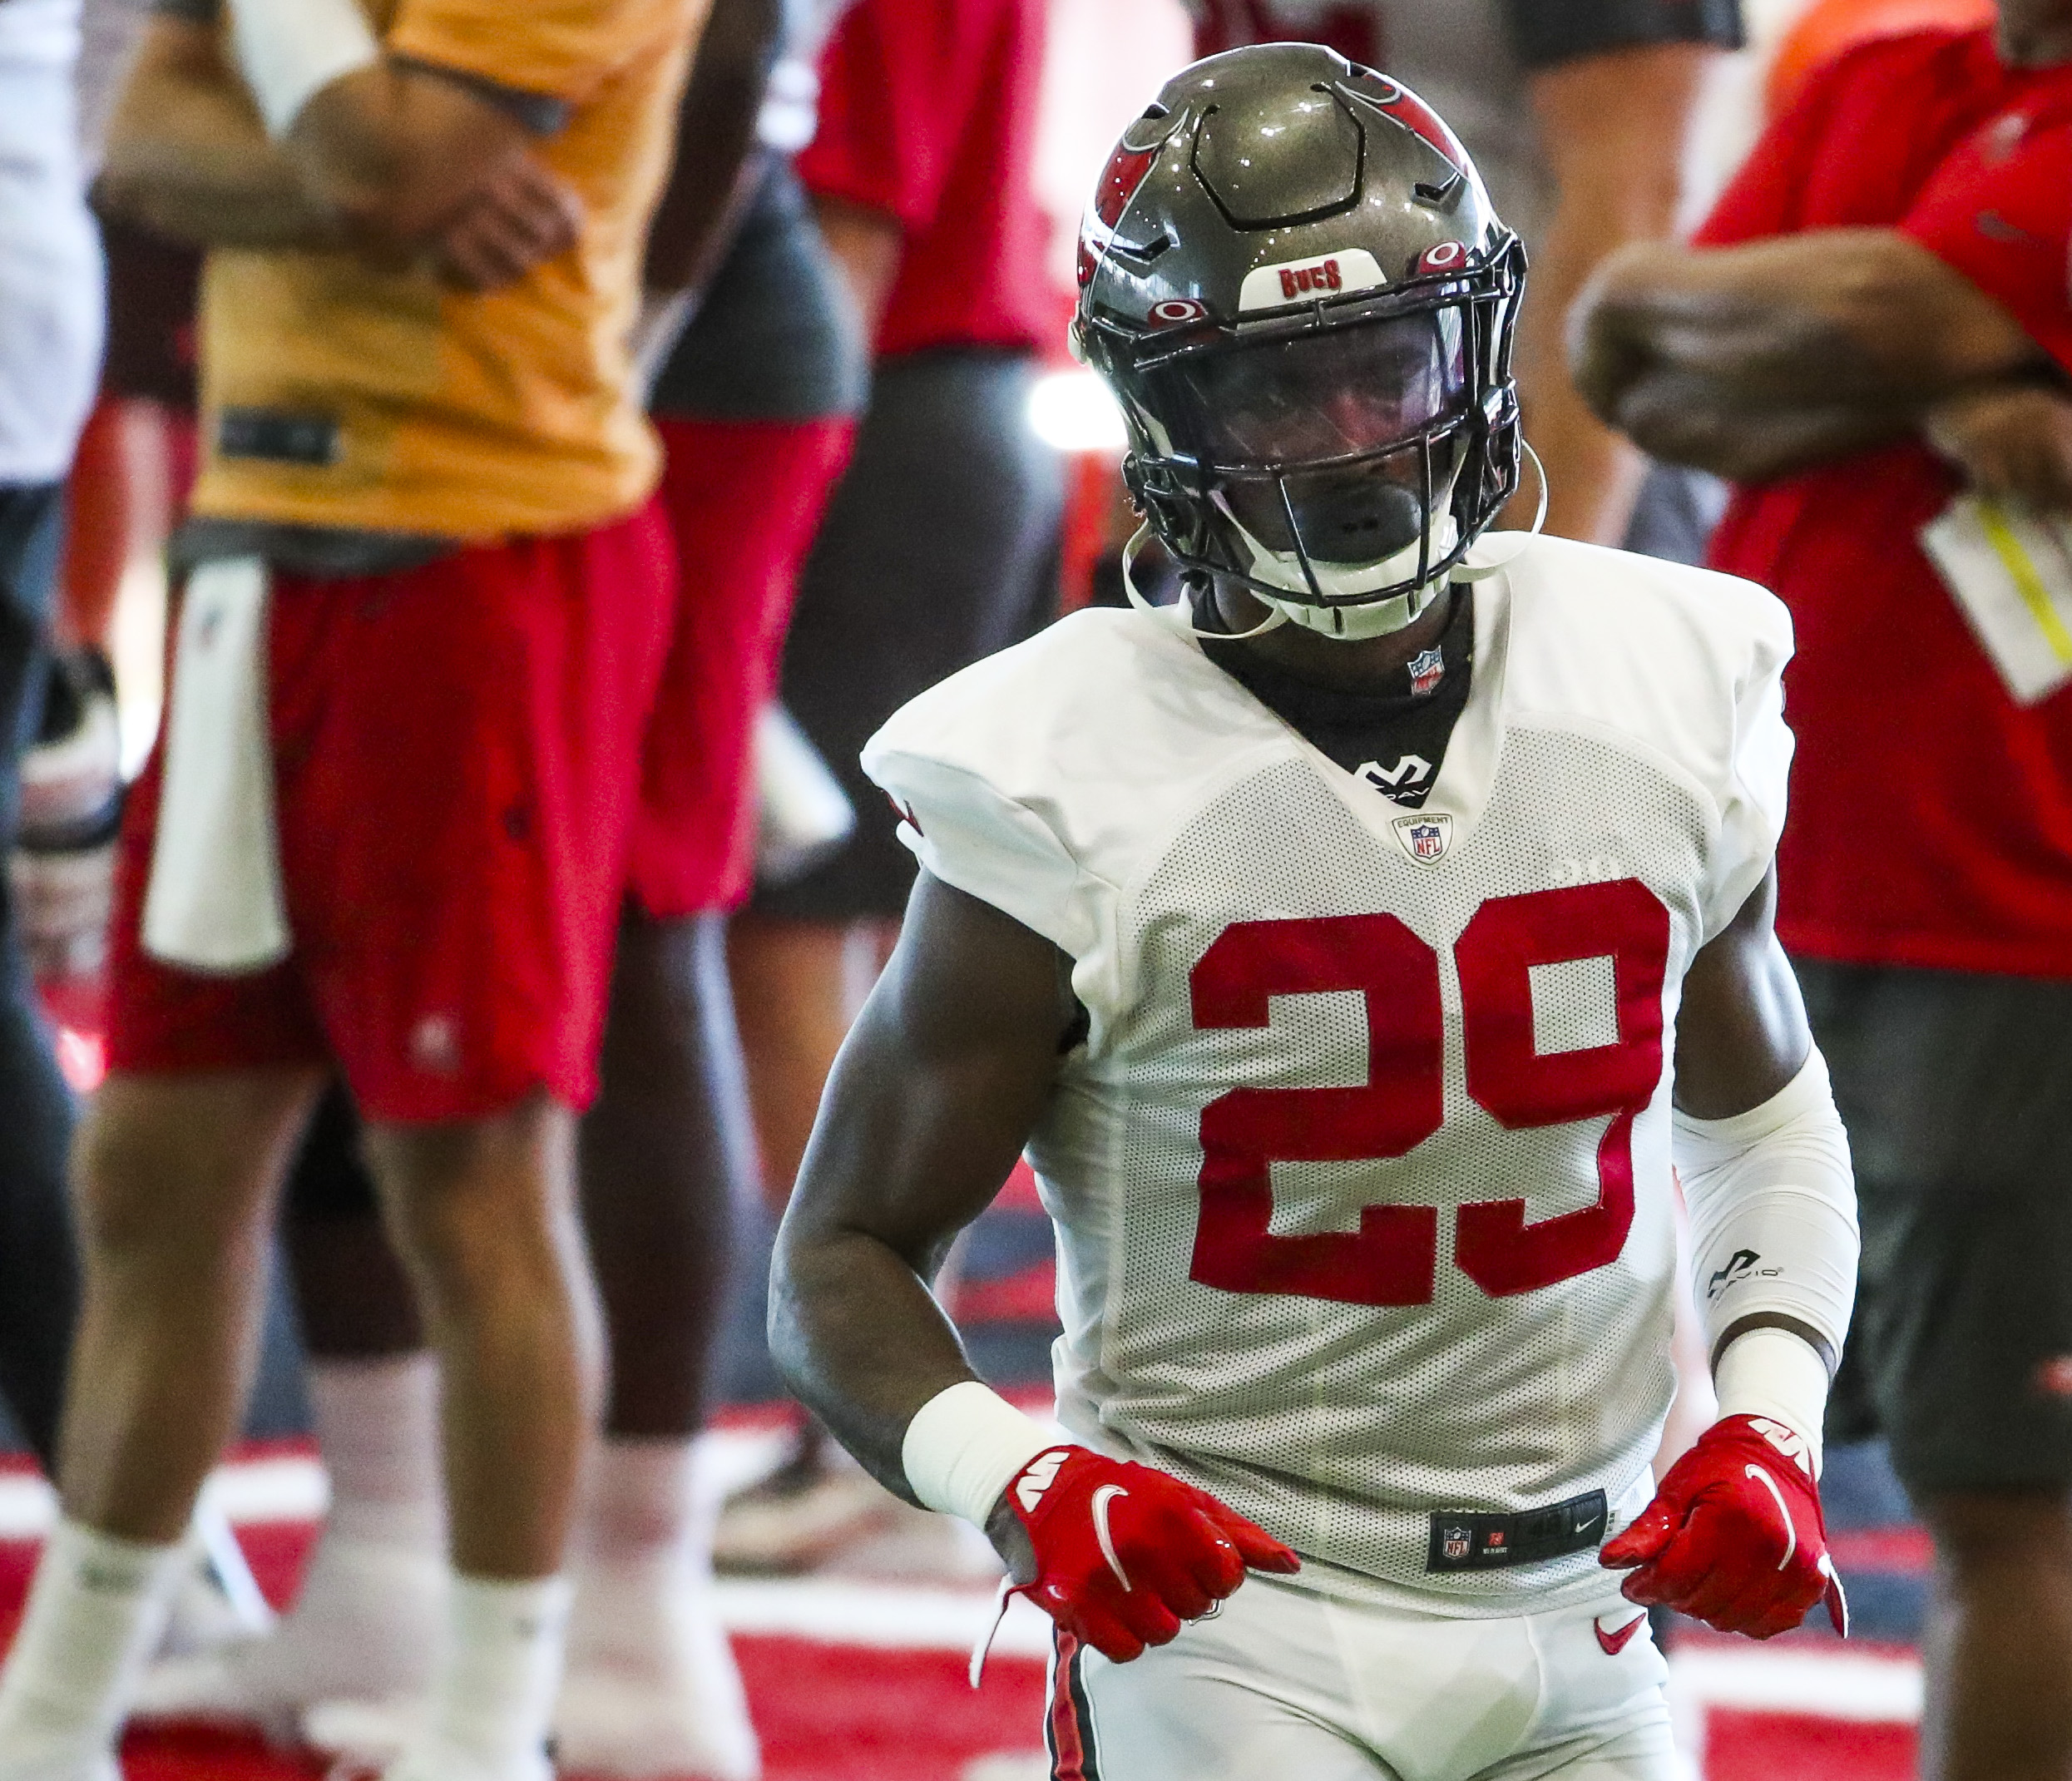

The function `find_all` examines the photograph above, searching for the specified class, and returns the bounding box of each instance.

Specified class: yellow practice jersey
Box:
[192,0,708,542]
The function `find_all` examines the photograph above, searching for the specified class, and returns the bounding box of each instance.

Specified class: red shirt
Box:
[799,0,1051,360]
[1699,27,2072,979]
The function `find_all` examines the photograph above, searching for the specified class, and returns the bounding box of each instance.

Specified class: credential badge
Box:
[1393,812,1452,864]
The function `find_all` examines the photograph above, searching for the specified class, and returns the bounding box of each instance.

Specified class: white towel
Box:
[141,556,291,972]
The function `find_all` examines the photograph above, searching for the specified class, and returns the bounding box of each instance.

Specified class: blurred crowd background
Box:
[2,0,1988,1450]
[0,0,2045,1776]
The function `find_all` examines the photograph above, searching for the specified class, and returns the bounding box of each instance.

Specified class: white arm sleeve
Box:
[1676,1048,1859,1459]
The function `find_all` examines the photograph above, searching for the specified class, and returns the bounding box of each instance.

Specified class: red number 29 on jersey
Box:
[1188,879,1671,1307]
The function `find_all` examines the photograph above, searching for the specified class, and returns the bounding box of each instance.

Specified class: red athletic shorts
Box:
[106,503,675,1122]
[628,414,855,917]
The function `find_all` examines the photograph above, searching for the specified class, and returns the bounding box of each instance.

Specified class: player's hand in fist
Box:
[988,1447,1299,1661]
[1600,1414,1847,1640]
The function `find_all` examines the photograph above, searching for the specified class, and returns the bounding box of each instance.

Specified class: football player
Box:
[770,44,1859,1779]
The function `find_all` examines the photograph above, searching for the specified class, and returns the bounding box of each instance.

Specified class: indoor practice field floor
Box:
[0,1431,1929,1781]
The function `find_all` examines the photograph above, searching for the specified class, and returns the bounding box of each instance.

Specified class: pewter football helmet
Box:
[1074,43,1526,639]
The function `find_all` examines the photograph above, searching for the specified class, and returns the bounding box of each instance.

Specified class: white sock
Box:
[0,1520,186,1764]
[235,1357,446,1704]
[308,1354,445,1554]
[571,1438,710,1665]
[415,1574,572,1779]
[583,1437,702,1573]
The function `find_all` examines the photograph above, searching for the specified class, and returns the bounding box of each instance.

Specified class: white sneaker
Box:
[555,1565,759,1781]
[156,1504,274,1661]
[302,1694,423,1771]
[132,1536,443,1742]
[0,1755,120,1781]
[380,1734,552,1781]
[710,1458,902,1577]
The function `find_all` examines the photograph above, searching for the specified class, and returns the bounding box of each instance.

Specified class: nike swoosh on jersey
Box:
[1595,1614,1647,1656]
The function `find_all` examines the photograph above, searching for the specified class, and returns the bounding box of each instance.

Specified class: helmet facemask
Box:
[1116,280,1519,641]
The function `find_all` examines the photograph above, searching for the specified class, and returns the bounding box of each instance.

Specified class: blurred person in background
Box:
[0,0,99,1486]
[1575,5,2072,1777]
[0,1,714,1779]
[717,0,1063,1559]
[131,6,863,1775]
[729,0,1060,1208]
[1766,0,1995,111]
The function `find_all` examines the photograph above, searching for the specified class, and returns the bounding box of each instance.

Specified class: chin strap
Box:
[1120,522,1289,641]
[1122,436,1550,636]
[1451,439,1549,584]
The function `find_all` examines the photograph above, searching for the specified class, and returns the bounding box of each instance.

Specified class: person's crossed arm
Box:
[99,0,586,290]
[1571,228,2063,496]
[1570,62,2072,511]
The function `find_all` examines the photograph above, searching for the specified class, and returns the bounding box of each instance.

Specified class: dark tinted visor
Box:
[1140,309,1467,469]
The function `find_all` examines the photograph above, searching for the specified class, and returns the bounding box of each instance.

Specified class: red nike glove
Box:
[1001,1447,1300,1662]
[1601,1414,1848,1640]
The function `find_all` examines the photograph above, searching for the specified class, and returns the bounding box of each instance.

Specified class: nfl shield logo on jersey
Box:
[1407,646,1445,696]
[1441,1525,1471,1562]
[1393,812,1452,863]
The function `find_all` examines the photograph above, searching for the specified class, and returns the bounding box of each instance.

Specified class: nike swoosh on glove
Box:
[1600,1413,1848,1640]
[1004,1447,1299,1662]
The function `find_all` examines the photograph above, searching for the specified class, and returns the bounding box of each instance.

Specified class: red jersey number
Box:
[1189,880,1670,1306]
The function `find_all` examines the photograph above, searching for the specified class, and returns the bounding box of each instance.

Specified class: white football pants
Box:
[1046,1569,1674,1781]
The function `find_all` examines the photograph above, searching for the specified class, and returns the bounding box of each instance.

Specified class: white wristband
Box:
[902,1382,1059,1527]
[227,0,381,138]
[1714,1325,1832,1477]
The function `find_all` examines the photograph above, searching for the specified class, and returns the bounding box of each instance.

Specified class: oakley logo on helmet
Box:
[1148,298,1209,328]
[1239,249,1386,313]
[1417,240,1467,275]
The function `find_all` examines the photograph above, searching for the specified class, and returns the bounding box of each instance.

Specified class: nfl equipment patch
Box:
[1393,812,1452,863]
[1407,646,1445,696]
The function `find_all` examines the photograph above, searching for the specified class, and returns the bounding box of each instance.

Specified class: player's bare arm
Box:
[1570,230,2050,482]
[769,870,1078,1497]
[771,873,1298,1662]
[297,63,585,289]
[99,12,581,289]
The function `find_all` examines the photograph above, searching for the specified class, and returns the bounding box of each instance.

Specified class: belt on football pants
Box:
[1426,1489,1609,1572]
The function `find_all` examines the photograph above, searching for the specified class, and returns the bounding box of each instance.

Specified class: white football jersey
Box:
[863,533,1793,1615]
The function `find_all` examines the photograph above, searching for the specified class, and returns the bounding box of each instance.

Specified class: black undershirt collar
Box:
[1195,586,1475,810]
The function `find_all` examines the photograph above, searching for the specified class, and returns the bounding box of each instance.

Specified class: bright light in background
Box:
[1026,369,1128,454]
